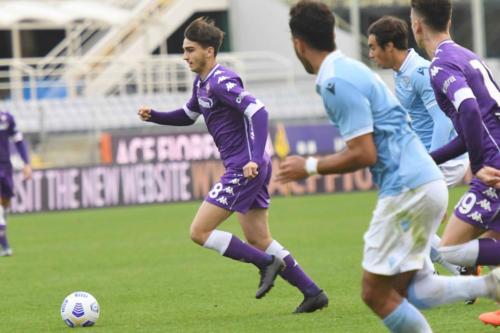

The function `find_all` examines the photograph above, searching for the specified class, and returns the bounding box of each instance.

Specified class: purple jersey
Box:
[429,40,500,170]
[0,111,19,168]
[183,64,267,169]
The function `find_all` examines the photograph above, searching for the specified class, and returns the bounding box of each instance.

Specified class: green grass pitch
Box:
[1,186,497,332]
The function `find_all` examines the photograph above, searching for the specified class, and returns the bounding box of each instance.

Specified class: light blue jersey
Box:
[316,51,443,197]
[394,49,458,152]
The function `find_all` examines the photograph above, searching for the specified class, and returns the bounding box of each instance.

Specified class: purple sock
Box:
[0,225,9,250]
[281,255,321,297]
[476,238,500,265]
[223,236,273,269]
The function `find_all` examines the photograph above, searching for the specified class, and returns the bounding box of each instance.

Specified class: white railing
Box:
[0,52,295,101]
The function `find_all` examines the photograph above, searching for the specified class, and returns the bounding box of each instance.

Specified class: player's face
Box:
[292,37,315,74]
[410,9,425,49]
[182,38,211,74]
[367,35,393,69]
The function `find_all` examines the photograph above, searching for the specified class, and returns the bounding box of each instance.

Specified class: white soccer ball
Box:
[60,291,100,327]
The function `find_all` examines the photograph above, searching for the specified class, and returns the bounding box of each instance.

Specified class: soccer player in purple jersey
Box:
[281,1,500,332]
[0,111,32,257]
[137,17,328,313]
[411,0,500,270]
[411,0,500,325]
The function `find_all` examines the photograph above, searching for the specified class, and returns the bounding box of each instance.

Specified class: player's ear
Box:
[294,38,306,54]
[386,42,395,53]
[206,46,215,59]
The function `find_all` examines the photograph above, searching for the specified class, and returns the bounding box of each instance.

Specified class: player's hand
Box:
[476,166,500,188]
[138,106,152,121]
[22,164,32,181]
[243,161,259,179]
[275,155,308,183]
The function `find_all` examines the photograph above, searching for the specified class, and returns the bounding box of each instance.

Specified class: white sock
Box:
[408,270,491,309]
[438,240,479,267]
[265,240,290,260]
[0,205,5,226]
[203,230,232,255]
[430,234,460,275]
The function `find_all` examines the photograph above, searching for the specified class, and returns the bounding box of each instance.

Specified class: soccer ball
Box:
[60,291,100,327]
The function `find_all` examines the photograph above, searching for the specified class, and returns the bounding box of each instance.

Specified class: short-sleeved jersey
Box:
[395,49,458,153]
[316,51,443,197]
[430,40,500,169]
[0,111,20,167]
[182,64,266,169]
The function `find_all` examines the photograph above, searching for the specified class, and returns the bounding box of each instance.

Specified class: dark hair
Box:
[367,16,408,50]
[289,0,336,52]
[184,17,224,56]
[411,0,451,32]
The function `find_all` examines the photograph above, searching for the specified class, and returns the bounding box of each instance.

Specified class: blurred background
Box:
[0,0,496,212]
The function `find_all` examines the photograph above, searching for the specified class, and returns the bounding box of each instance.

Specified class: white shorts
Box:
[440,158,469,187]
[362,179,448,276]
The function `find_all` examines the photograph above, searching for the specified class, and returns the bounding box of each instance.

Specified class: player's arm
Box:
[212,76,268,178]
[138,106,198,126]
[276,79,377,183]
[8,115,31,180]
[138,82,201,126]
[430,135,466,165]
[413,67,455,151]
[432,64,484,173]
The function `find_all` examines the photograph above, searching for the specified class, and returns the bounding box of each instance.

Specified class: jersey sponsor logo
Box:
[417,67,425,76]
[226,82,236,91]
[198,96,214,108]
[442,75,456,94]
[430,66,442,77]
[236,91,251,104]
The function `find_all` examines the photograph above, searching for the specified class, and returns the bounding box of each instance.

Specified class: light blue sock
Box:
[383,299,432,333]
[407,271,490,309]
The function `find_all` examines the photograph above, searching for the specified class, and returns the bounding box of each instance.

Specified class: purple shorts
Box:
[0,169,14,199]
[205,160,271,214]
[454,178,500,232]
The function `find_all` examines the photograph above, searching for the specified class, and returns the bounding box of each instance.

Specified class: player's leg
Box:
[190,201,274,269]
[407,260,500,308]
[362,270,432,333]
[429,234,461,275]
[0,200,11,257]
[0,174,13,257]
[237,208,327,313]
[193,165,284,298]
[439,214,500,266]
[362,179,448,332]
[429,159,470,275]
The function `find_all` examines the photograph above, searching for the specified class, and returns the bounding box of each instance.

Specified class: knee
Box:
[361,284,380,309]
[189,223,209,246]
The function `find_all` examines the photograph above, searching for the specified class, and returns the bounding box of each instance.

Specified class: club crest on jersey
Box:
[198,96,214,108]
